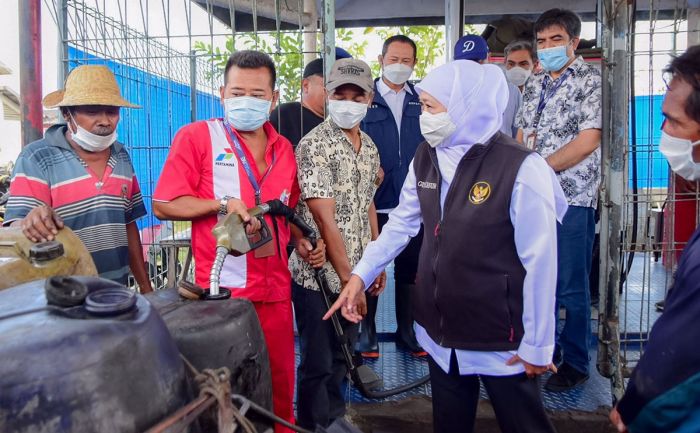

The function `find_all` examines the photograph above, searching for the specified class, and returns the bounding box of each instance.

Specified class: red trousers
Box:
[253,300,295,433]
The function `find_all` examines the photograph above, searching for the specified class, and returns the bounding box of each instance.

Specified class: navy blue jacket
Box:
[361,79,424,210]
[617,226,700,432]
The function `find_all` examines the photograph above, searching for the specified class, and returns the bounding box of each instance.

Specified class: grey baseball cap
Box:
[326,58,374,94]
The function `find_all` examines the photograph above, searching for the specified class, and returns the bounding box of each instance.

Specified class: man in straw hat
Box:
[4,65,152,292]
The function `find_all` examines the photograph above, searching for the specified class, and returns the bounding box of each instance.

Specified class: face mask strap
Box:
[67,109,80,135]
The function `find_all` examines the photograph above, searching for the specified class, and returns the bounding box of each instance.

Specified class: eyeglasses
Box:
[662,71,673,91]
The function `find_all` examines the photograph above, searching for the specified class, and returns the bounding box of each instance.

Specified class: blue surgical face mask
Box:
[224,96,272,131]
[537,44,571,72]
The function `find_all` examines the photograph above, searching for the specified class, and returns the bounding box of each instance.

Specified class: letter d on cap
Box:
[463,40,475,52]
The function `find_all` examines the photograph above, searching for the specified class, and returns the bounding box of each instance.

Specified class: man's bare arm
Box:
[545,129,601,172]
[126,221,153,293]
[307,197,352,285]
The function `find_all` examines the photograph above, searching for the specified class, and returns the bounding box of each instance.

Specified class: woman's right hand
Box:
[323,274,366,323]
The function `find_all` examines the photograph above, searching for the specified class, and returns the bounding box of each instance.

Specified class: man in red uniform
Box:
[153,50,324,433]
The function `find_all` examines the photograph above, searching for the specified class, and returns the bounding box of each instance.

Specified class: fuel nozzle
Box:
[211,206,272,257]
[207,200,317,299]
[208,204,273,299]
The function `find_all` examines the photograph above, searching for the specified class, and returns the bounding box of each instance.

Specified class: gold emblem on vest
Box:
[469,181,491,205]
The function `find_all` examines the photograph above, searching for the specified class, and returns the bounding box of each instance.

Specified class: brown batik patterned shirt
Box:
[289,118,380,293]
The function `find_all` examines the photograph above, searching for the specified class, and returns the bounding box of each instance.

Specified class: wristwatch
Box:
[219,196,231,215]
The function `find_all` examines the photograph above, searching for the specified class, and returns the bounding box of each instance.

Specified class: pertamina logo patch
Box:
[215,148,236,167]
[469,181,491,205]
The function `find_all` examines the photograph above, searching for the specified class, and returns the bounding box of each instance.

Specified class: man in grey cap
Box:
[271,48,354,150]
[289,58,382,430]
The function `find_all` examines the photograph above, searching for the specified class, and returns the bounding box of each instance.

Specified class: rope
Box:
[180,354,258,433]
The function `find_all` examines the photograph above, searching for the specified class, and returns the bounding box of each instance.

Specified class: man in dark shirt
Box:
[270,59,326,150]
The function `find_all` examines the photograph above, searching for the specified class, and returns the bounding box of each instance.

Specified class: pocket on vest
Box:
[437,273,514,344]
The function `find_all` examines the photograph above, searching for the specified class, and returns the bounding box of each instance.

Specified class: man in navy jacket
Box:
[359,35,426,356]
[610,46,700,433]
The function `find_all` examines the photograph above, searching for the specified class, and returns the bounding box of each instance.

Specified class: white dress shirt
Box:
[377,77,411,137]
[353,144,568,376]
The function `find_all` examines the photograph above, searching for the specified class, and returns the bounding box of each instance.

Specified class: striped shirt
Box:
[4,124,147,285]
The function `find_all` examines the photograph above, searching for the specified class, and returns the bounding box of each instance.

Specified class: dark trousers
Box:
[428,352,555,433]
[292,283,359,430]
[376,213,423,285]
[555,205,596,373]
[358,213,424,351]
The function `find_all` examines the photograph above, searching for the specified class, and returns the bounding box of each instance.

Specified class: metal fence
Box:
[45,0,324,289]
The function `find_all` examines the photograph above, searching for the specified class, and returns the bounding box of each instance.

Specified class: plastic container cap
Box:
[30,241,65,262]
[85,288,137,316]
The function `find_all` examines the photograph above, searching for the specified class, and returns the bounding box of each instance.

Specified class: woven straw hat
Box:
[42,65,140,109]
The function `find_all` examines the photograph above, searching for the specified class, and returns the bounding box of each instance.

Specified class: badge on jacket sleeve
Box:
[469,181,491,205]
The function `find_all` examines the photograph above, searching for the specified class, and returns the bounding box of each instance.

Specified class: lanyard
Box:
[222,121,276,205]
[534,69,573,128]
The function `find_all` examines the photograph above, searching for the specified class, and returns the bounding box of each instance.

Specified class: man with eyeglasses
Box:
[515,8,602,392]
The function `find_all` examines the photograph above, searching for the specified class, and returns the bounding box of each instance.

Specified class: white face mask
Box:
[328,99,368,129]
[68,112,117,152]
[419,111,457,148]
[383,63,413,85]
[659,130,700,181]
[505,66,532,87]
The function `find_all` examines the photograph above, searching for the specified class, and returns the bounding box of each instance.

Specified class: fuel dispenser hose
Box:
[262,199,431,399]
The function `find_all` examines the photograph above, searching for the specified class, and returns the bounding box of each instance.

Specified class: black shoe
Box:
[357,294,379,354]
[544,363,589,392]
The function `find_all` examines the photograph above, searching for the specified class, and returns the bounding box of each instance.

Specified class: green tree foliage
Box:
[193,32,304,102]
[366,24,478,78]
[193,25,477,102]
[335,27,369,59]
[366,26,445,79]
[194,29,368,103]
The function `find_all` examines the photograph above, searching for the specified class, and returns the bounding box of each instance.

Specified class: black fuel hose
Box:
[262,200,431,399]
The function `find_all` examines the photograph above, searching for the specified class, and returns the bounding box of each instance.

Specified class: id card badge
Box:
[525,131,537,150]
[253,233,275,258]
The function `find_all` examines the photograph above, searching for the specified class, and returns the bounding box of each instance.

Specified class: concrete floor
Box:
[347,395,617,433]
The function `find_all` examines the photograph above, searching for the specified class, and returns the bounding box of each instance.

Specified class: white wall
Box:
[0,1,59,165]
[0,101,21,166]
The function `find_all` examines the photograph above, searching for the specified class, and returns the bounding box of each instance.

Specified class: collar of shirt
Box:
[327,118,372,153]
[47,123,124,153]
[223,119,284,161]
[542,55,584,83]
[377,76,412,98]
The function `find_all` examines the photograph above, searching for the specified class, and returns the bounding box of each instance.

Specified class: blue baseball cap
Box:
[454,35,489,61]
[335,47,353,60]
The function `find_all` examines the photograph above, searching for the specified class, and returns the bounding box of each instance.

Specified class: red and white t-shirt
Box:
[154,119,299,302]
